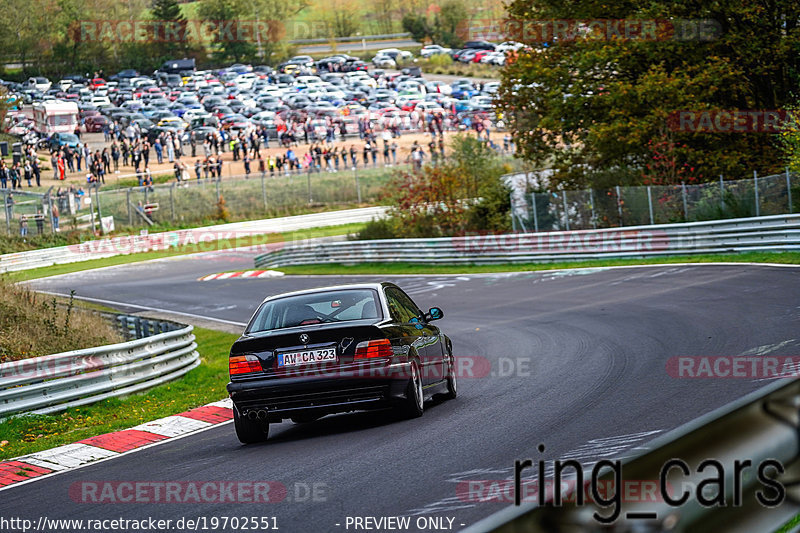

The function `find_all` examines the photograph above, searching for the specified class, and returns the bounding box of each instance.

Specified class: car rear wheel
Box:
[233,406,269,444]
[398,359,424,419]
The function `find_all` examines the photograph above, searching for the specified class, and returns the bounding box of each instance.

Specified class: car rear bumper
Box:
[227,361,412,421]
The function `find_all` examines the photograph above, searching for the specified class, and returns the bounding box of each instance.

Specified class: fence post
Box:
[354,166,362,204]
[681,181,688,221]
[261,172,267,211]
[169,183,175,222]
[531,192,539,232]
[3,191,10,235]
[615,185,623,226]
[126,188,132,226]
[47,194,55,234]
[307,167,312,203]
[94,184,104,235]
[787,168,793,214]
[754,170,760,217]
[562,190,569,231]
[647,185,654,225]
[510,192,516,232]
[719,175,725,212]
[589,189,597,229]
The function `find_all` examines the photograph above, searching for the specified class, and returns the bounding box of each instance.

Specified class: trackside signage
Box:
[452,229,671,255]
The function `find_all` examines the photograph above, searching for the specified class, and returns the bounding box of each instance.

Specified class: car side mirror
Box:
[425,307,443,321]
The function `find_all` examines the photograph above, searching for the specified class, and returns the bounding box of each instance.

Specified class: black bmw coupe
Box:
[226,283,457,443]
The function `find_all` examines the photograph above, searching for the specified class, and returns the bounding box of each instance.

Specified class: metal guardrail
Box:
[463,377,800,533]
[254,214,800,268]
[0,206,388,273]
[0,314,198,418]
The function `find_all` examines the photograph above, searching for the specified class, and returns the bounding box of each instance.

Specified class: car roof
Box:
[260,282,397,303]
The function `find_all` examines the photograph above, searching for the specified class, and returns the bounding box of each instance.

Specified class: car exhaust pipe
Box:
[247,411,258,420]
[257,410,269,420]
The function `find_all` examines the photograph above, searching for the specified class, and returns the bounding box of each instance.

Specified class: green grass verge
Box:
[6,222,366,282]
[275,251,800,275]
[0,327,239,461]
[775,512,800,533]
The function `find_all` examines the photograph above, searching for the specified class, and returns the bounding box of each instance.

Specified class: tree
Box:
[498,0,800,189]
[322,0,359,38]
[150,0,187,58]
[434,0,467,48]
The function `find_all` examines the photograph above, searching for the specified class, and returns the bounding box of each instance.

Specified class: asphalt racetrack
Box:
[8,249,800,532]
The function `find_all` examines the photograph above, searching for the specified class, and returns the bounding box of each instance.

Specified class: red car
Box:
[89,78,106,90]
[472,51,491,63]
[84,115,110,133]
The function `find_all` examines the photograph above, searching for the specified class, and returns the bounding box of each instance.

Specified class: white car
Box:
[424,81,452,96]
[26,77,52,92]
[57,79,74,91]
[420,45,452,58]
[482,81,501,94]
[372,55,396,68]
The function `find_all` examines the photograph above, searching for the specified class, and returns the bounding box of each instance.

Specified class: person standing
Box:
[243,153,251,177]
[166,135,175,162]
[154,137,163,164]
[24,160,32,187]
[111,142,120,171]
[32,159,41,187]
[19,215,27,237]
[35,208,44,234]
[195,158,202,181]
[0,161,7,189]
[51,202,59,232]
[9,162,19,189]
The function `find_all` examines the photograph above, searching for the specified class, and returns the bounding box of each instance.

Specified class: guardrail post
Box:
[589,189,596,229]
[531,193,539,232]
[647,185,654,225]
[615,185,623,226]
[787,168,793,214]
[681,181,688,221]
[561,191,569,230]
[754,170,760,217]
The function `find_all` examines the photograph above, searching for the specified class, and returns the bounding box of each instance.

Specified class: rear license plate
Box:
[278,348,337,367]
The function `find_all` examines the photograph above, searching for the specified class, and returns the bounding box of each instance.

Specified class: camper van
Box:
[32,101,79,135]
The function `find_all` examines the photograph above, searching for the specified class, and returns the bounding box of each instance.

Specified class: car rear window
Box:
[247,289,382,333]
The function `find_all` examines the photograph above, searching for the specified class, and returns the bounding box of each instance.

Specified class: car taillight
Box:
[229,354,262,375]
[354,339,393,360]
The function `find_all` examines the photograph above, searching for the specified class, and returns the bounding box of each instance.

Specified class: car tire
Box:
[399,359,424,419]
[233,406,269,444]
[444,351,457,400]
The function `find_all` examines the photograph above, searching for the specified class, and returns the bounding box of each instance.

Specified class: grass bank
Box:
[0,278,122,361]
[275,251,800,275]
[5,222,366,282]
[0,327,239,460]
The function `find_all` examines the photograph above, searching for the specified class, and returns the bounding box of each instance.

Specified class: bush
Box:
[427,54,453,69]
[354,217,400,240]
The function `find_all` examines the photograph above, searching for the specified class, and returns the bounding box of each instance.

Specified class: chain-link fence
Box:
[511,170,800,232]
[0,189,59,237]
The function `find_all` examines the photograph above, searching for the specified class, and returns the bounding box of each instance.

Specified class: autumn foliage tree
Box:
[358,135,512,239]
[497,0,800,189]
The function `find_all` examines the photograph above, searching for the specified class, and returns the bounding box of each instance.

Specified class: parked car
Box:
[226,283,456,443]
